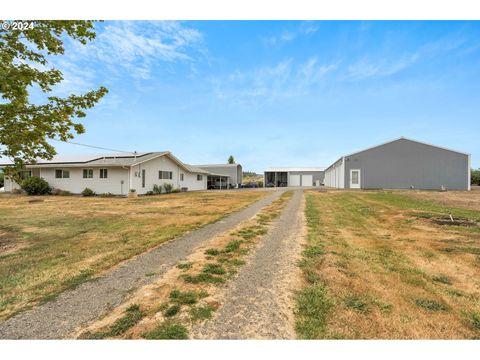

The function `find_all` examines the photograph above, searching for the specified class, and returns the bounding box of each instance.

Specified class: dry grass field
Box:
[0,191,267,320]
[296,190,480,339]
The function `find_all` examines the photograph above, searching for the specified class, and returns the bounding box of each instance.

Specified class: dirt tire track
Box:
[191,189,305,339]
[0,190,284,339]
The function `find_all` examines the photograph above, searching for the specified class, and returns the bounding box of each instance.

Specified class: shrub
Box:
[100,192,115,197]
[172,188,181,193]
[152,184,162,194]
[20,176,51,195]
[163,183,173,194]
[145,190,154,196]
[81,187,96,197]
[129,189,136,193]
[164,304,181,317]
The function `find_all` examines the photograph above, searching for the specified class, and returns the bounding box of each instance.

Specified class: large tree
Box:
[228,155,235,164]
[0,20,108,180]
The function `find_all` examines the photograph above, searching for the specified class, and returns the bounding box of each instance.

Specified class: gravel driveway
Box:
[191,189,305,339]
[0,190,284,339]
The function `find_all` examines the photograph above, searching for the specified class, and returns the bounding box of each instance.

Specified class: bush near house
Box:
[81,187,96,197]
[20,176,51,195]
[163,183,173,193]
[471,169,480,186]
[51,188,72,196]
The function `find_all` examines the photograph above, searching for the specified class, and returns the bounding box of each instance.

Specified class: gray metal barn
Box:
[264,167,325,187]
[324,137,471,190]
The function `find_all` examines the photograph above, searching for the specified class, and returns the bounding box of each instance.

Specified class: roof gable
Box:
[345,137,470,157]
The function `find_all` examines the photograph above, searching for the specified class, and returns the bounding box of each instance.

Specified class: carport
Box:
[207,174,231,189]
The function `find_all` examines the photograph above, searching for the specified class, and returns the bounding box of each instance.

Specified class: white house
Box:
[1,151,213,195]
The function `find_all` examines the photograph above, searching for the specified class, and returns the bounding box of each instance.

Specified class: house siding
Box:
[130,155,207,194]
[343,138,469,190]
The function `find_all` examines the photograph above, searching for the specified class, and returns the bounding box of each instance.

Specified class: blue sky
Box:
[39,21,480,172]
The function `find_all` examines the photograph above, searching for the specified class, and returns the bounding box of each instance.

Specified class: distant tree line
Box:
[472,168,480,186]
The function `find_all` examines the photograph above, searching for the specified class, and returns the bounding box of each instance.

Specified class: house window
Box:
[180,173,184,181]
[19,170,32,180]
[159,171,173,180]
[100,168,108,179]
[197,174,203,181]
[83,169,93,179]
[55,169,70,179]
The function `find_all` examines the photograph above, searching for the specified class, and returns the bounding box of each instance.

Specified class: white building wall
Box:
[41,167,129,195]
[324,158,345,188]
[129,155,207,194]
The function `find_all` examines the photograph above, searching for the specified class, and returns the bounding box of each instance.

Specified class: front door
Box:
[350,169,361,189]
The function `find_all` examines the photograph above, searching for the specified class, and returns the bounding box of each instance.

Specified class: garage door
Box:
[289,174,300,187]
[301,175,313,187]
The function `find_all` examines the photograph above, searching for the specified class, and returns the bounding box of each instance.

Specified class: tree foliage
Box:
[472,168,480,186]
[228,155,235,164]
[0,21,108,180]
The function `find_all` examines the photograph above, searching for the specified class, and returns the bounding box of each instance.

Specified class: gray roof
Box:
[0,151,210,175]
[195,164,241,168]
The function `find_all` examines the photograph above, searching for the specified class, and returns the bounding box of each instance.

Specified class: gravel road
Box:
[191,189,305,339]
[0,190,284,339]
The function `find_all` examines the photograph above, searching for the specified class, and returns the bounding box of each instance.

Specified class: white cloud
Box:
[211,57,337,104]
[67,21,204,80]
[264,21,320,45]
[345,35,467,81]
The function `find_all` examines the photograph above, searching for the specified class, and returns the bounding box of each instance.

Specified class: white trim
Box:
[349,169,361,189]
[468,154,471,191]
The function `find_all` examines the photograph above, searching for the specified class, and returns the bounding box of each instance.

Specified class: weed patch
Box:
[432,275,453,285]
[84,304,145,339]
[142,323,189,340]
[415,298,448,312]
[190,305,216,322]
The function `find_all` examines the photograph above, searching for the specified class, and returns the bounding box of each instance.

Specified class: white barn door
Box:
[289,174,300,187]
[301,175,313,187]
[350,169,361,189]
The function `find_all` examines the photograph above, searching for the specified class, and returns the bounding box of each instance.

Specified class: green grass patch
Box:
[202,263,226,275]
[164,304,181,317]
[86,304,145,339]
[142,323,189,340]
[295,284,333,339]
[176,262,193,270]
[415,298,448,312]
[204,248,220,256]
[471,312,480,331]
[344,295,370,313]
[190,305,216,322]
[303,245,325,258]
[169,289,199,305]
[432,275,453,285]
[182,273,225,284]
[224,240,242,253]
